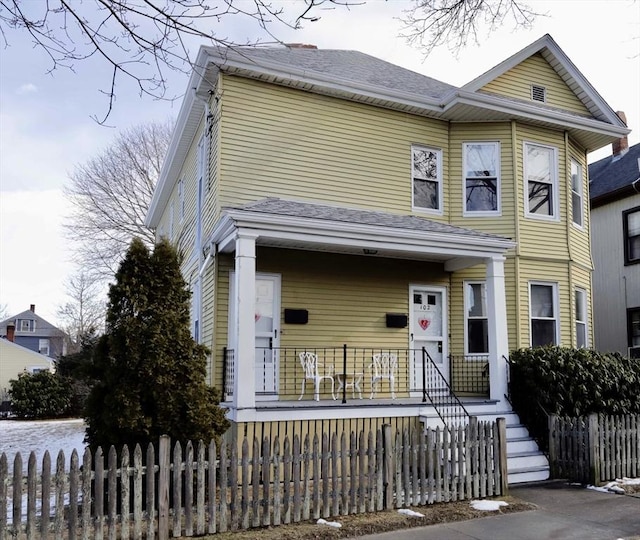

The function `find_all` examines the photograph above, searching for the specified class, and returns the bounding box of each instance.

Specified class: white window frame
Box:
[524,142,559,221]
[38,338,50,355]
[178,178,185,223]
[575,287,588,348]
[411,144,443,215]
[464,281,489,356]
[529,281,560,347]
[20,319,30,332]
[463,142,501,216]
[570,159,583,229]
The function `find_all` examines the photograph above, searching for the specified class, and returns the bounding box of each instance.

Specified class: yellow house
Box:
[146,34,629,483]
[0,338,53,401]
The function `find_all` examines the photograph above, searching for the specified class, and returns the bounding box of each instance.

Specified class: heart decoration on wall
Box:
[419,319,430,331]
[255,314,261,322]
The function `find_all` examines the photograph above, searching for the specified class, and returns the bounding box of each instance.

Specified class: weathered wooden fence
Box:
[549,413,639,484]
[1,419,507,539]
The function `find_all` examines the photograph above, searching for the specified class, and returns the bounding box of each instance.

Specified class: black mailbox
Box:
[386,313,408,328]
[284,308,309,324]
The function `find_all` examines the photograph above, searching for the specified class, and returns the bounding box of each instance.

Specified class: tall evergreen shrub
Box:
[85,238,228,450]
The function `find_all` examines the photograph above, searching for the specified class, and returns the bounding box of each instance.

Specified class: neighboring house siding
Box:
[591,194,640,353]
[218,74,450,219]
[480,54,591,116]
[0,340,52,394]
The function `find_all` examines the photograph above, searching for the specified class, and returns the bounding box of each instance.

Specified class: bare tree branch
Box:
[0,0,356,123]
[64,119,173,280]
[401,0,542,57]
[56,271,106,346]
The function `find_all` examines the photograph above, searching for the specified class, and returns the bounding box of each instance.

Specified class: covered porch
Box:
[208,199,516,423]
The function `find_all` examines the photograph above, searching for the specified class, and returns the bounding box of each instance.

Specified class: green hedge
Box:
[8,371,73,419]
[510,346,640,418]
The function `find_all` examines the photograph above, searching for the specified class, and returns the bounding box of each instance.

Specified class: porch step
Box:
[508,465,551,484]
[506,436,539,454]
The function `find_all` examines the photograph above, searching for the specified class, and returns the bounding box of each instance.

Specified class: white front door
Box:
[409,286,449,395]
[229,273,281,398]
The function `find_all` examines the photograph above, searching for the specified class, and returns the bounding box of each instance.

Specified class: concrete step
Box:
[505,424,531,439]
[508,465,550,484]
[473,411,520,425]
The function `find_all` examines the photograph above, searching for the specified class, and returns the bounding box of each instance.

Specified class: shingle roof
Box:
[209,46,457,100]
[229,198,510,241]
[588,142,640,200]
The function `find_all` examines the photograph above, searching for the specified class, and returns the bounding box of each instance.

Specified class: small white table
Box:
[336,372,363,399]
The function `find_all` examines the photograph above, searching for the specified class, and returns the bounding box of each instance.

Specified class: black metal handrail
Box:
[421,347,470,426]
[448,354,490,396]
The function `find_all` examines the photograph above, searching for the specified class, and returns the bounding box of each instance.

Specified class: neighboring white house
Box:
[0,338,54,400]
[589,120,640,356]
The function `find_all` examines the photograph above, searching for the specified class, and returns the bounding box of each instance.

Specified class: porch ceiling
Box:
[209,198,516,270]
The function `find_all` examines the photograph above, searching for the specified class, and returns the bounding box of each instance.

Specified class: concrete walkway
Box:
[356,482,640,540]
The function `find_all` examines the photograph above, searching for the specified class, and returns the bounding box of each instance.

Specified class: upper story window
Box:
[575,288,587,348]
[463,142,500,215]
[524,142,558,220]
[465,281,488,354]
[19,319,36,332]
[628,308,640,348]
[623,206,640,265]
[529,282,559,347]
[412,145,442,214]
[570,159,583,228]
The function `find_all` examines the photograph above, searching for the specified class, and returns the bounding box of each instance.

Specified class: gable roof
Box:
[461,34,623,126]
[589,142,640,204]
[147,35,631,227]
[0,309,65,338]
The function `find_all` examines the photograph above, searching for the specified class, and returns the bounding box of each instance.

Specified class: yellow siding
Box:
[481,54,591,116]
[567,139,592,269]
[0,341,52,393]
[515,124,569,260]
[219,74,449,221]
[449,123,515,237]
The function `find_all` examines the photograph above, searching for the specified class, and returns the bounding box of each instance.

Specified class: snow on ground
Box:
[587,477,640,494]
[317,518,342,528]
[470,500,509,511]
[398,509,425,517]
[0,418,87,469]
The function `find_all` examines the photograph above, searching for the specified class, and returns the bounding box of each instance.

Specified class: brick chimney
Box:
[30,304,35,313]
[6,323,15,342]
[612,111,629,158]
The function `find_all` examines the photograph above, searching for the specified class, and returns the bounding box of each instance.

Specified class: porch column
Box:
[233,232,257,410]
[485,255,509,402]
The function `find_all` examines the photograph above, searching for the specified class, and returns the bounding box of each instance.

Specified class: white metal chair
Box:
[369,353,397,399]
[298,352,336,401]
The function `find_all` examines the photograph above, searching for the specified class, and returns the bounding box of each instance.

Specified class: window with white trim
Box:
[464,143,500,214]
[570,159,583,228]
[412,145,442,213]
[39,338,50,356]
[465,281,488,354]
[178,178,185,222]
[623,207,640,265]
[575,288,587,348]
[19,319,35,332]
[525,143,558,219]
[529,282,559,346]
[628,308,640,347]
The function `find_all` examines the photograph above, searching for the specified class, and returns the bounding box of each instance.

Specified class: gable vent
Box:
[531,85,546,103]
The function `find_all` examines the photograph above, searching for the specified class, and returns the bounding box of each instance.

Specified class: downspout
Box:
[193,89,212,375]
[511,120,522,348]
[565,131,575,347]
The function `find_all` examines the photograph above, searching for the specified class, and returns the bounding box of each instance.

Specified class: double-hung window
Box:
[525,143,558,219]
[465,282,488,354]
[39,338,50,356]
[412,145,442,213]
[570,159,583,228]
[463,143,500,215]
[628,308,640,348]
[575,288,587,348]
[623,207,640,265]
[530,282,559,346]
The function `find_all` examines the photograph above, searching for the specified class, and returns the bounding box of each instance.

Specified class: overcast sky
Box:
[1,0,639,325]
